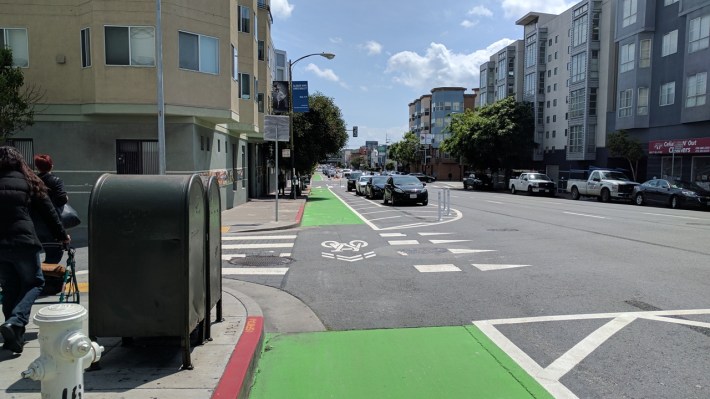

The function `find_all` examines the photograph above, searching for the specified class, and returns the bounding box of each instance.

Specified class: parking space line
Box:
[369,216,402,222]
[563,211,606,219]
[359,210,399,215]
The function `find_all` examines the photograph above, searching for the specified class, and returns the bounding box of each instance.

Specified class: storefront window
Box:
[691,156,710,190]
[661,156,682,180]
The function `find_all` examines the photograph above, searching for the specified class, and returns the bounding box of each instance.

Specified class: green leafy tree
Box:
[389,131,419,170]
[350,155,364,170]
[385,160,395,171]
[1,48,42,142]
[607,130,645,181]
[292,92,348,175]
[441,96,535,172]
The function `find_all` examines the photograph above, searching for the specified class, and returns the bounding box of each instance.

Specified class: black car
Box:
[633,179,710,209]
[347,172,363,191]
[463,173,493,190]
[383,175,428,206]
[408,173,436,183]
[366,176,388,199]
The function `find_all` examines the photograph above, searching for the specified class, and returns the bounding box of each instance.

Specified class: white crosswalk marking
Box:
[429,239,470,244]
[221,233,297,275]
[388,240,419,245]
[472,264,530,271]
[448,249,496,254]
[380,233,407,237]
[414,264,461,273]
[223,243,294,249]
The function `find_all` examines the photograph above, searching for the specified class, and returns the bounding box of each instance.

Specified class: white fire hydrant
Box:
[21,303,104,399]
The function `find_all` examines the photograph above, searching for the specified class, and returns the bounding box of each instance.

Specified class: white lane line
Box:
[380,233,406,237]
[479,309,710,325]
[643,212,703,220]
[388,240,419,245]
[223,243,294,249]
[414,264,461,273]
[486,200,504,204]
[359,210,399,215]
[221,254,247,260]
[222,235,297,240]
[369,216,403,222]
[448,249,496,254]
[279,253,291,257]
[637,315,710,329]
[563,211,606,219]
[472,264,530,271]
[397,251,408,256]
[544,315,634,381]
[222,267,288,275]
[329,187,380,230]
[430,239,471,244]
[418,232,453,236]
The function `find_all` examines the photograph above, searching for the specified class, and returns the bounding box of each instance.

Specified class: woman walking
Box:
[0,146,70,354]
[33,154,68,264]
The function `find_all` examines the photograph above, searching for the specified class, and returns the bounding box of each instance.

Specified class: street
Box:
[229,176,710,398]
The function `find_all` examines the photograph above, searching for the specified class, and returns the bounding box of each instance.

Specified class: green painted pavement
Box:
[301,185,363,226]
[249,325,554,399]
[311,173,324,181]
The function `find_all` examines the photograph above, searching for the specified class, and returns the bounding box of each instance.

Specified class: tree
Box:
[441,96,535,173]
[607,130,644,181]
[292,92,348,175]
[385,160,395,171]
[388,131,419,170]
[0,48,42,142]
[350,155,363,170]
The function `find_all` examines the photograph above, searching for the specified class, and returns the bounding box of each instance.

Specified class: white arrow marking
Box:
[448,249,496,254]
[430,239,471,244]
[472,264,530,271]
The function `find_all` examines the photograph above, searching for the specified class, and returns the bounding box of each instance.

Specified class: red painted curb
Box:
[211,316,264,399]
[295,202,305,224]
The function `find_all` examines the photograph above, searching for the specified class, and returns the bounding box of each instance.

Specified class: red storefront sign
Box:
[648,137,710,154]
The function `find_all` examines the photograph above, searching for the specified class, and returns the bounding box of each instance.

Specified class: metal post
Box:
[447,188,451,216]
[275,131,279,222]
[438,191,442,222]
[288,59,296,199]
[156,0,166,175]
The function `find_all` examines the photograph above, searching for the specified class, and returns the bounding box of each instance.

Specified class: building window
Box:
[554,83,557,91]
[525,34,537,68]
[620,43,635,73]
[258,40,264,61]
[622,0,637,27]
[660,81,675,106]
[618,89,633,117]
[554,67,558,75]
[664,0,679,4]
[688,15,710,53]
[553,99,557,106]
[80,28,91,68]
[572,14,588,47]
[589,88,597,116]
[497,58,506,80]
[238,6,251,33]
[553,115,557,122]
[552,130,556,138]
[569,125,584,153]
[104,26,155,66]
[639,39,651,68]
[637,87,649,115]
[662,30,678,56]
[239,73,250,99]
[571,52,587,83]
[0,27,29,67]
[231,45,238,80]
[178,31,218,74]
[258,93,264,112]
[570,88,586,118]
[686,72,707,108]
[241,145,246,188]
[524,73,535,97]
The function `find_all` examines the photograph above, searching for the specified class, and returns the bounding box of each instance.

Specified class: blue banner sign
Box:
[292,81,310,113]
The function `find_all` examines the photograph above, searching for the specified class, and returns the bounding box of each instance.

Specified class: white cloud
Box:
[501,0,577,19]
[385,39,515,89]
[329,37,343,44]
[361,40,383,56]
[460,20,478,28]
[468,5,493,17]
[305,63,340,82]
[271,0,294,19]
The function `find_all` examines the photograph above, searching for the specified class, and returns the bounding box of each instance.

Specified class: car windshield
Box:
[671,181,704,191]
[601,171,631,181]
[358,176,370,182]
[350,172,362,180]
[371,176,388,184]
[528,174,551,181]
[393,176,421,185]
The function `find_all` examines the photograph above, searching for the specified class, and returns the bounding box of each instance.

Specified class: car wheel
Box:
[391,195,396,206]
[422,199,428,206]
[463,184,468,190]
[571,186,580,200]
[527,186,533,196]
[511,185,516,195]
[635,193,644,206]
[383,194,389,205]
[347,187,352,192]
[601,188,611,202]
[670,195,679,209]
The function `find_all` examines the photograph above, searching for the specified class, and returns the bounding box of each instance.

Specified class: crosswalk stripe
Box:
[223,243,294,250]
[388,240,419,245]
[430,239,471,244]
[414,264,461,273]
[222,267,288,275]
[448,249,496,254]
[222,235,297,240]
[472,264,530,271]
[418,232,453,236]
[380,233,406,237]
[222,254,247,260]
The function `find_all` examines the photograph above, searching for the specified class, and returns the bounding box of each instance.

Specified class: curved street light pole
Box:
[289,52,335,198]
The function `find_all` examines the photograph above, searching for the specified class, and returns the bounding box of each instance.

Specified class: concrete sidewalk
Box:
[1,192,311,399]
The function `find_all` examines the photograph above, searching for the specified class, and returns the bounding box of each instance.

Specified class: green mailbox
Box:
[200,176,223,341]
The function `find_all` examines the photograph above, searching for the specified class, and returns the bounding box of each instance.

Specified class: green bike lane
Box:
[249,178,553,399]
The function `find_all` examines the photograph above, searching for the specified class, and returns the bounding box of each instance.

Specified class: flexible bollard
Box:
[22,304,103,399]
[446,188,451,216]
[438,191,442,221]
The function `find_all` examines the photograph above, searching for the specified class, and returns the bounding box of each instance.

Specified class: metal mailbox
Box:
[88,174,206,369]
[200,176,223,341]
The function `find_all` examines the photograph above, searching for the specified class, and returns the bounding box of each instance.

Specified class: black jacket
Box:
[0,170,68,249]
[38,172,68,211]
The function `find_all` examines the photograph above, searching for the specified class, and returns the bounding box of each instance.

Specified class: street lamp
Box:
[289,52,335,198]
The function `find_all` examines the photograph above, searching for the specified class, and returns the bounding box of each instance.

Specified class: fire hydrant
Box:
[21,303,104,399]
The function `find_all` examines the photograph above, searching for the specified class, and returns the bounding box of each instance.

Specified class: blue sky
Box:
[269,0,576,148]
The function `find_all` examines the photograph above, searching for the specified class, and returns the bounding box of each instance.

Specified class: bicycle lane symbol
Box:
[321,240,376,262]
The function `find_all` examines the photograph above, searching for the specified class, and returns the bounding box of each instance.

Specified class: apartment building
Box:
[0,0,277,220]
[612,0,710,188]
[479,40,525,108]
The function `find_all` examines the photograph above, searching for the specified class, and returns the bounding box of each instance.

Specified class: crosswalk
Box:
[221,233,297,276]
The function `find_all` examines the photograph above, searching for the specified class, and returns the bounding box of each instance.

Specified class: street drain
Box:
[228,256,293,267]
[487,228,519,232]
[397,248,449,255]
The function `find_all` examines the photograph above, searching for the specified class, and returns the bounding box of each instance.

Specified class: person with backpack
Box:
[34,154,68,264]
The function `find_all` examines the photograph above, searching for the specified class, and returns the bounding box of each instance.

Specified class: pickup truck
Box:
[509,173,556,196]
[567,169,639,202]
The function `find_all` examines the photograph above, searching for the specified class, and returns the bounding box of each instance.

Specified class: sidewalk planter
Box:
[88,174,206,370]
[200,176,223,341]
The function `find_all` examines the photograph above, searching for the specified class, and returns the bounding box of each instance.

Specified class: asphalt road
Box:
[268,179,710,399]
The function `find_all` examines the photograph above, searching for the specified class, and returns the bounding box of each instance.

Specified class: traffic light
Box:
[353,126,358,137]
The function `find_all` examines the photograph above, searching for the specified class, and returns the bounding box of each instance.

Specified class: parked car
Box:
[366,176,388,199]
[356,175,370,196]
[463,173,494,190]
[347,172,363,191]
[567,169,638,202]
[383,175,428,206]
[633,179,710,209]
[408,172,436,183]
[509,173,556,196]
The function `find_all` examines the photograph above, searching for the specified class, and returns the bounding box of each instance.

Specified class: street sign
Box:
[282,149,291,158]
